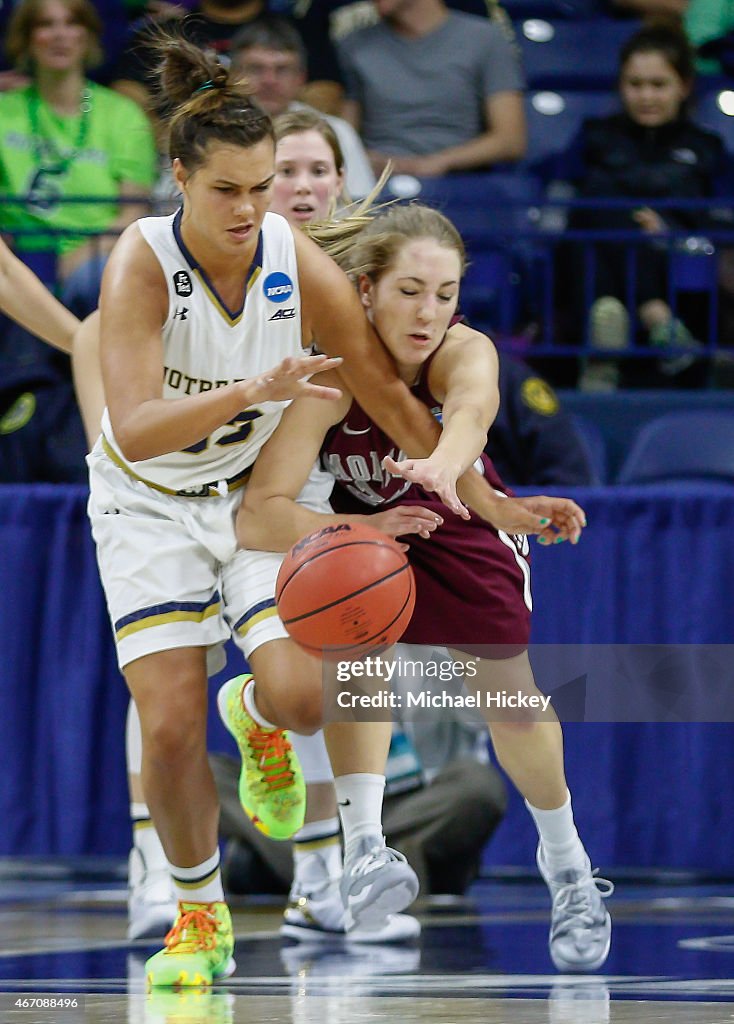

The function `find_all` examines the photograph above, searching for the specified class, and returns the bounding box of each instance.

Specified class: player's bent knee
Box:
[142,706,207,764]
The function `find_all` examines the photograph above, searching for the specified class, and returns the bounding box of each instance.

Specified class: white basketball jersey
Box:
[101,210,303,492]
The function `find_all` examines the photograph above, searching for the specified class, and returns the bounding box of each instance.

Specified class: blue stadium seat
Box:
[460,250,518,334]
[517,18,640,89]
[570,413,608,484]
[524,89,615,166]
[389,173,543,333]
[408,171,543,241]
[617,411,734,485]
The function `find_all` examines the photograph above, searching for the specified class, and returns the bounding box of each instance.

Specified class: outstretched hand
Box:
[251,354,343,403]
[383,454,470,520]
[486,495,587,545]
[367,505,443,543]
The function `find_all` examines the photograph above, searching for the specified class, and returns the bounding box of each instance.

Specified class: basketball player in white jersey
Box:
[121,111,422,947]
[86,36,475,989]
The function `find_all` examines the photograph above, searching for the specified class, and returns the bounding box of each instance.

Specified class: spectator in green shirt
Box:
[0,0,157,318]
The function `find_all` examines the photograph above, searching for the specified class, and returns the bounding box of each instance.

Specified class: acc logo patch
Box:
[173,271,193,296]
[263,272,294,303]
[521,377,559,416]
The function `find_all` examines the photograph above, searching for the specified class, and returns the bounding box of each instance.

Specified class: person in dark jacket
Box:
[486,357,597,486]
[554,25,730,389]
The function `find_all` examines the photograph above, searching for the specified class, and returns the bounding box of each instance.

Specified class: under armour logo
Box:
[173,306,189,321]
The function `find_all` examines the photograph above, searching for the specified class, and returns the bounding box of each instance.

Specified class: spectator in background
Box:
[291,0,515,115]
[610,0,734,77]
[550,24,729,390]
[0,0,156,313]
[0,236,83,483]
[487,358,597,486]
[112,0,344,121]
[0,0,156,481]
[337,0,526,178]
[230,15,375,197]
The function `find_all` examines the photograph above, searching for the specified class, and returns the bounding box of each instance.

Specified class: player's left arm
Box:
[384,323,499,492]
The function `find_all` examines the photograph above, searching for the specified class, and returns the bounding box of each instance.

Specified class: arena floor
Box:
[2,868,734,1023]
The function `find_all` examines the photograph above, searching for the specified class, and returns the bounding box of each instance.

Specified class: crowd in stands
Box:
[0,0,733,485]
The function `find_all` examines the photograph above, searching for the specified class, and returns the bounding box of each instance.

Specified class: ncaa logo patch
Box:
[173,271,192,296]
[263,271,294,303]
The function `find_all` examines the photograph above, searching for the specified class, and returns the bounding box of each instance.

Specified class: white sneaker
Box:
[340,836,419,932]
[548,981,610,1024]
[280,941,421,979]
[281,873,345,941]
[127,846,177,941]
[348,913,420,944]
[537,844,613,973]
[281,872,420,943]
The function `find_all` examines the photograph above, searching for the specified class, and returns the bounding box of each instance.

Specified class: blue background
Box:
[1,481,733,872]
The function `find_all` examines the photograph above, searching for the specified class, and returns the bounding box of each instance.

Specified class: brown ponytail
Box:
[152,32,274,172]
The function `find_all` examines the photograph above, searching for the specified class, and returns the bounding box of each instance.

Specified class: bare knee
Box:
[143,705,206,767]
[127,653,208,768]
[249,641,324,733]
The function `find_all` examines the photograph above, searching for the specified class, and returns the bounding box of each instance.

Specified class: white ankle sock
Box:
[130,802,149,821]
[289,731,334,784]
[334,774,385,859]
[526,791,587,874]
[242,678,277,730]
[293,829,342,887]
[126,700,143,774]
[293,816,340,844]
[132,816,168,872]
[169,849,224,904]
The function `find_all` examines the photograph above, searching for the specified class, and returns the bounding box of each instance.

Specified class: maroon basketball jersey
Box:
[321,349,531,652]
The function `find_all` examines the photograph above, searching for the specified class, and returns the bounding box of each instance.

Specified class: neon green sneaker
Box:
[144,987,234,1023]
[145,901,235,989]
[216,674,305,840]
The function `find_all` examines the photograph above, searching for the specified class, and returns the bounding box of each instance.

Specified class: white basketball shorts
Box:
[87,444,333,671]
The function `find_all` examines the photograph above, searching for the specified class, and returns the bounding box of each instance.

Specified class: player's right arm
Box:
[0,237,79,353]
[238,381,441,552]
[101,225,342,463]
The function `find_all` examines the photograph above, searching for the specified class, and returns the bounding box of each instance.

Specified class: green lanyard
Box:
[27,83,92,175]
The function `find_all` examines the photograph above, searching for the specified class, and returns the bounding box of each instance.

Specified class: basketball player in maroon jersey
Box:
[237,203,613,972]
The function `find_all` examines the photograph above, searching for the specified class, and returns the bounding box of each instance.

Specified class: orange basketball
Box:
[276,522,416,661]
